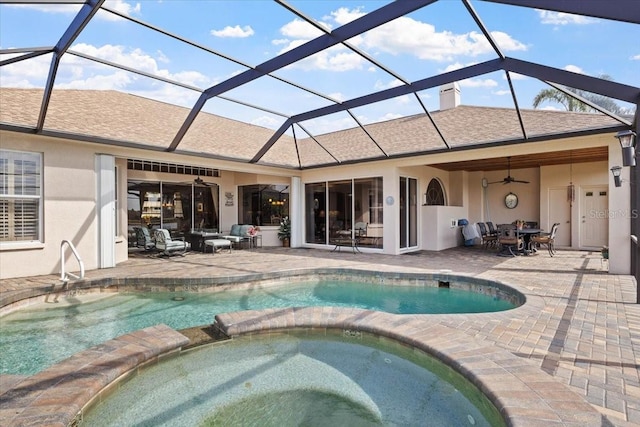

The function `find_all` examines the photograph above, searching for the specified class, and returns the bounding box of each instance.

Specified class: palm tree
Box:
[533,88,590,112]
[533,74,630,115]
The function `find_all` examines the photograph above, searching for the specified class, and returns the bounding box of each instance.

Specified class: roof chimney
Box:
[439,82,460,110]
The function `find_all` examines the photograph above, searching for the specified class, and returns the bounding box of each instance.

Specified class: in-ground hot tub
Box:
[81,331,506,427]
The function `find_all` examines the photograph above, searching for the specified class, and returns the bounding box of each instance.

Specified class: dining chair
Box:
[497,224,523,256]
[477,222,497,248]
[486,221,498,238]
[530,223,559,257]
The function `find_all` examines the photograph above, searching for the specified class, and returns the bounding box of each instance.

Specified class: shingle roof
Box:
[0,88,622,169]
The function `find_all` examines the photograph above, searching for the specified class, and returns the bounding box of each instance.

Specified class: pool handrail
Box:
[60,240,85,282]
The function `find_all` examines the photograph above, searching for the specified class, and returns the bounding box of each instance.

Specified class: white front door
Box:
[580,186,608,249]
[549,187,571,247]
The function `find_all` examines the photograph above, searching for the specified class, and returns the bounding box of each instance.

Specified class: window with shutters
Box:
[0,150,42,243]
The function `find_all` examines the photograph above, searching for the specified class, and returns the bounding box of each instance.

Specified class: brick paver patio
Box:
[1,246,638,426]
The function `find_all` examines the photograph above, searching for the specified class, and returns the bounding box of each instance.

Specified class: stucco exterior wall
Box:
[1,133,99,279]
[0,129,631,279]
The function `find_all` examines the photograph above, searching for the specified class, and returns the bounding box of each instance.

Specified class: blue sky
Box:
[1,0,638,135]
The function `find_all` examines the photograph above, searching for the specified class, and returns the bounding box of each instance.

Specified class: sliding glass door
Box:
[399,177,418,249]
[305,177,383,249]
[127,180,219,239]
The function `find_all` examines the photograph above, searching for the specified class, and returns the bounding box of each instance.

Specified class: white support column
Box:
[96,154,116,268]
[608,142,631,274]
[290,176,302,247]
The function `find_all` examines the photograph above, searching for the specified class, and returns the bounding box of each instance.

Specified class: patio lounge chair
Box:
[134,226,155,251]
[154,229,189,256]
[221,224,253,249]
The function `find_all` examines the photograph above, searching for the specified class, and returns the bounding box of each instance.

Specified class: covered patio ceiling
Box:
[0,0,638,169]
[432,146,609,172]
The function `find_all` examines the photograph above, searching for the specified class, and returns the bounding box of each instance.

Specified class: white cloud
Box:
[494,89,511,96]
[374,79,404,90]
[0,53,52,87]
[631,54,640,60]
[211,25,254,38]
[362,17,526,61]
[275,8,526,72]
[71,43,160,75]
[327,92,346,102]
[56,70,132,90]
[280,19,325,39]
[396,94,411,104]
[459,78,498,88]
[507,72,527,80]
[4,3,81,14]
[330,7,365,25]
[286,46,365,72]
[537,10,596,25]
[539,105,562,111]
[251,115,282,129]
[441,62,467,73]
[6,1,141,20]
[564,65,584,74]
[0,43,215,107]
[156,50,170,64]
[300,115,356,135]
[104,0,141,18]
[378,112,403,121]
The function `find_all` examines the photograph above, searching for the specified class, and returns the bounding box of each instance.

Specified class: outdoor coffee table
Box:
[331,237,361,253]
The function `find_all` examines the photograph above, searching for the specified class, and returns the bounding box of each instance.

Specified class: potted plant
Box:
[278,216,291,247]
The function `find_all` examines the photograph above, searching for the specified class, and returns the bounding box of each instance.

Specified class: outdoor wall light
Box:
[610,165,623,187]
[615,130,637,167]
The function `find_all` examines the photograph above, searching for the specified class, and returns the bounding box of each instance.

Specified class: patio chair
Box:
[154,228,189,256]
[530,223,559,257]
[486,221,498,238]
[354,222,368,237]
[477,222,497,248]
[497,224,523,256]
[134,226,155,251]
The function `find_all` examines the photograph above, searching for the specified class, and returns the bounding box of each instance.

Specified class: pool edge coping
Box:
[0,324,189,427]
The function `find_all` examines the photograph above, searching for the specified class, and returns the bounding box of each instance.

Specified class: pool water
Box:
[0,281,514,375]
[82,334,505,427]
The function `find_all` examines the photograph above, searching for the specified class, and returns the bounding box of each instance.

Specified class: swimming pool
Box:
[1,277,519,375]
[81,332,506,427]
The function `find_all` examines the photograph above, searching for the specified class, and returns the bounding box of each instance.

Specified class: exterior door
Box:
[399,177,418,249]
[581,186,608,248]
[549,187,571,247]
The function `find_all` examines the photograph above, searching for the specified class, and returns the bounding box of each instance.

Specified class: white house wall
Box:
[0,129,630,279]
[1,133,100,279]
[0,131,297,278]
[608,142,631,274]
[481,167,541,226]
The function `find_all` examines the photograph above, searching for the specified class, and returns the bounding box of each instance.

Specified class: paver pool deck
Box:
[0,246,638,426]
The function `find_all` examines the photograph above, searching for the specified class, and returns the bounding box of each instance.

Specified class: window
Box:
[425,178,446,205]
[0,150,42,243]
[238,184,289,226]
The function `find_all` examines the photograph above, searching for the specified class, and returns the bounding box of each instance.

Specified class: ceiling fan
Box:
[194,176,213,186]
[488,157,530,185]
